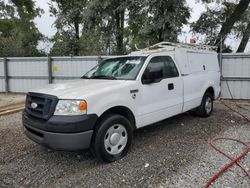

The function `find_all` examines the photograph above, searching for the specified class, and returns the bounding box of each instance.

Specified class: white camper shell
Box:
[131,42,219,76]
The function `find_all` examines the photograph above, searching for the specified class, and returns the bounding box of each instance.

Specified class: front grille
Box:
[25,92,58,120]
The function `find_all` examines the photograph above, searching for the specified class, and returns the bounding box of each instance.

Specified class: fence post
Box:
[48,56,52,84]
[219,37,223,78]
[3,57,9,93]
[97,56,102,64]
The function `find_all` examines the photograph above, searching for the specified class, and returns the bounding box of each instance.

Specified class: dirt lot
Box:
[0,93,25,107]
[0,101,249,188]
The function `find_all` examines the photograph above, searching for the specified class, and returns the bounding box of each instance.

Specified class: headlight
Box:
[54,100,87,115]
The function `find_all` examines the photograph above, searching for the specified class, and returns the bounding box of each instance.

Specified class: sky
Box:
[33,0,249,52]
[34,0,56,37]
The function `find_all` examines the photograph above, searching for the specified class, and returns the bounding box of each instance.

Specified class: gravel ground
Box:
[0,101,249,188]
[0,93,25,107]
[222,100,250,121]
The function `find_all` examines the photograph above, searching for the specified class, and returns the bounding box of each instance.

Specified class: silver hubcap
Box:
[205,97,212,114]
[104,124,128,155]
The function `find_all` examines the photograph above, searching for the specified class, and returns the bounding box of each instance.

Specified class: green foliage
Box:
[50,30,82,56]
[79,28,107,56]
[145,0,190,42]
[1,0,250,56]
[0,0,44,57]
[127,0,190,51]
[191,7,224,44]
[49,0,191,55]
[0,1,15,18]
[191,1,250,49]
[49,0,89,56]
[0,29,25,57]
[214,0,250,47]
[0,19,17,37]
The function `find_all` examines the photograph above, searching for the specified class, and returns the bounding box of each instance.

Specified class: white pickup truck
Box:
[23,42,221,162]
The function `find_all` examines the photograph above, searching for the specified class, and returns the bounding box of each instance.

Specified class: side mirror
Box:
[142,68,163,84]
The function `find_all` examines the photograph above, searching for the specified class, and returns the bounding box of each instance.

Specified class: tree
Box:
[0,1,15,18]
[145,0,190,43]
[127,0,149,50]
[52,0,130,55]
[214,0,250,46]
[0,0,44,57]
[237,21,250,52]
[86,0,127,55]
[191,2,236,45]
[193,1,250,52]
[128,0,190,50]
[79,28,107,55]
[49,0,89,56]
[50,0,190,55]
[191,8,222,44]
[0,28,25,57]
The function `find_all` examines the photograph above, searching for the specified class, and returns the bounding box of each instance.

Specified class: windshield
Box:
[83,56,147,80]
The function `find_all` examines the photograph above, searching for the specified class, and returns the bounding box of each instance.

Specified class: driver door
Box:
[139,56,183,127]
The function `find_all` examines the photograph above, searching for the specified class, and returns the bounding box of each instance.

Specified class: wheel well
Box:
[97,106,136,130]
[205,87,215,99]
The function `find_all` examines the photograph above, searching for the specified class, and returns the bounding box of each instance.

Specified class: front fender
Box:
[86,89,139,124]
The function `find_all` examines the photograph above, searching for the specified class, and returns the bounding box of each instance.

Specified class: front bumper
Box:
[22,111,98,151]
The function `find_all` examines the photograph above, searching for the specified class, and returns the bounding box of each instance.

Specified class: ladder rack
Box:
[138,42,217,52]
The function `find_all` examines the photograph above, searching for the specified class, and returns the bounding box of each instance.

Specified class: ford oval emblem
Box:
[31,102,38,109]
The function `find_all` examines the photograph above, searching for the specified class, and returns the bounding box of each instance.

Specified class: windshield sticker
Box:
[125,60,141,65]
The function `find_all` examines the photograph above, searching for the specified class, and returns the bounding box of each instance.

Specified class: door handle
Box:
[203,65,206,70]
[168,83,174,90]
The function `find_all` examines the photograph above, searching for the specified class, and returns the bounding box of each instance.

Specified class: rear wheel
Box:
[190,92,213,117]
[91,114,133,162]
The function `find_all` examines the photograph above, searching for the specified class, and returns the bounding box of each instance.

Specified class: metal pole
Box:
[97,56,102,64]
[219,37,223,78]
[48,56,52,84]
[3,57,9,93]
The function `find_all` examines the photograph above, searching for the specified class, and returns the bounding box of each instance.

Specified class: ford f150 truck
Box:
[23,42,221,162]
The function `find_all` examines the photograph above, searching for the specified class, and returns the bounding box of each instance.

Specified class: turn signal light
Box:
[79,101,87,111]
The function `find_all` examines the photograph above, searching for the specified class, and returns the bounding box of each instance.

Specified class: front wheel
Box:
[91,114,133,162]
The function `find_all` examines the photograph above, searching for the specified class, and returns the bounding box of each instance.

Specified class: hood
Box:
[30,79,129,99]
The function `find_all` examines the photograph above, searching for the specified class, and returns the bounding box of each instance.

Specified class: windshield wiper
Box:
[90,75,117,80]
[81,75,89,79]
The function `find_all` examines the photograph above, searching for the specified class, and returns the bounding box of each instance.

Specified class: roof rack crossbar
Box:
[138,41,217,52]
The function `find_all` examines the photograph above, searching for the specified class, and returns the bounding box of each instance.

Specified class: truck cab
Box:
[23,42,221,162]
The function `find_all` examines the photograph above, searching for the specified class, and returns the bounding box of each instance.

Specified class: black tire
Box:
[195,92,213,117]
[91,114,133,162]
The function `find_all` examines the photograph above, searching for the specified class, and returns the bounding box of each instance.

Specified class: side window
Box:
[145,56,165,73]
[144,56,179,79]
[163,56,179,78]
